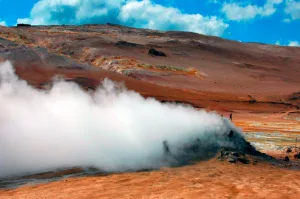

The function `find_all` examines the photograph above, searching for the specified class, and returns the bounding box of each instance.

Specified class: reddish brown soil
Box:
[0,24,300,198]
[1,159,299,199]
[1,24,300,115]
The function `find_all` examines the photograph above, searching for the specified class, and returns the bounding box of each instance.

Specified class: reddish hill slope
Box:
[0,24,299,114]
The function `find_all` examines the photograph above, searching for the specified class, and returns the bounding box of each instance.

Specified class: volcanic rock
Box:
[227,156,237,163]
[285,147,292,153]
[231,151,240,157]
[237,157,250,164]
[218,148,250,164]
[148,48,166,57]
[284,156,290,162]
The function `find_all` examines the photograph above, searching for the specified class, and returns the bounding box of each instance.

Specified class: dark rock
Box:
[231,152,240,157]
[17,23,31,27]
[237,157,250,164]
[284,156,290,162]
[294,153,300,159]
[227,156,237,163]
[244,144,258,154]
[219,148,250,164]
[284,147,292,153]
[148,48,166,57]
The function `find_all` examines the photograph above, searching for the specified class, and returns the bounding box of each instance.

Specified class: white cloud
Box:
[288,41,300,46]
[285,0,300,20]
[221,3,262,21]
[17,0,228,36]
[0,20,7,26]
[119,0,228,36]
[18,0,124,25]
[274,40,300,47]
[221,0,283,21]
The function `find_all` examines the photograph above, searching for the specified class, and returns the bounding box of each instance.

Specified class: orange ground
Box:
[1,159,299,199]
[0,24,299,199]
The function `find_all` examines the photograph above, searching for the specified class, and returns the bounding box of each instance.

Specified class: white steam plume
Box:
[0,61,246,178]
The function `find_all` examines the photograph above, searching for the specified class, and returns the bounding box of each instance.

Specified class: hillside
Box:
[0,24,299,115]
[1,23,300,199]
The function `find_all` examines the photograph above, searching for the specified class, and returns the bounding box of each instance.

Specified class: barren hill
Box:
[0,24,300,114]
[1,24,300,199]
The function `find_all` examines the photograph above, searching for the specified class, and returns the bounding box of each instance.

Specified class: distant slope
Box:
[0,24,299,113]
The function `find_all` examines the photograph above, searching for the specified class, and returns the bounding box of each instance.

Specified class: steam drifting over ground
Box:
[0,61,247,178]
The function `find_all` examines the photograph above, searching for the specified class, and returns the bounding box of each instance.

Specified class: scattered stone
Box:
[148,48,166,57]
[227,156,237,163]
[218,148,250,164]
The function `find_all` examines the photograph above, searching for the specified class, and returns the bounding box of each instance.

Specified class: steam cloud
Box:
[0,61,246,178]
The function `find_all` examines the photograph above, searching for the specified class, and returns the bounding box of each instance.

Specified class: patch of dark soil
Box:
[238,63,280,72]
[33,47,91,70]
[165,31,205,39]
[0,37,19,47]
[1,45,43,66]
[22,168,83,180]
[145,32,164,37]
[289,92,300,101]
[165,40,181,44]
[115,41,143,48]
[0,167,101,189]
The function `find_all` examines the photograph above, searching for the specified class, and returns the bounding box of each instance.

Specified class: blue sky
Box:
[0,0,299,46]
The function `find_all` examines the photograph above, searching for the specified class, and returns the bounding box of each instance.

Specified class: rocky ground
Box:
[0,24,300,198]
